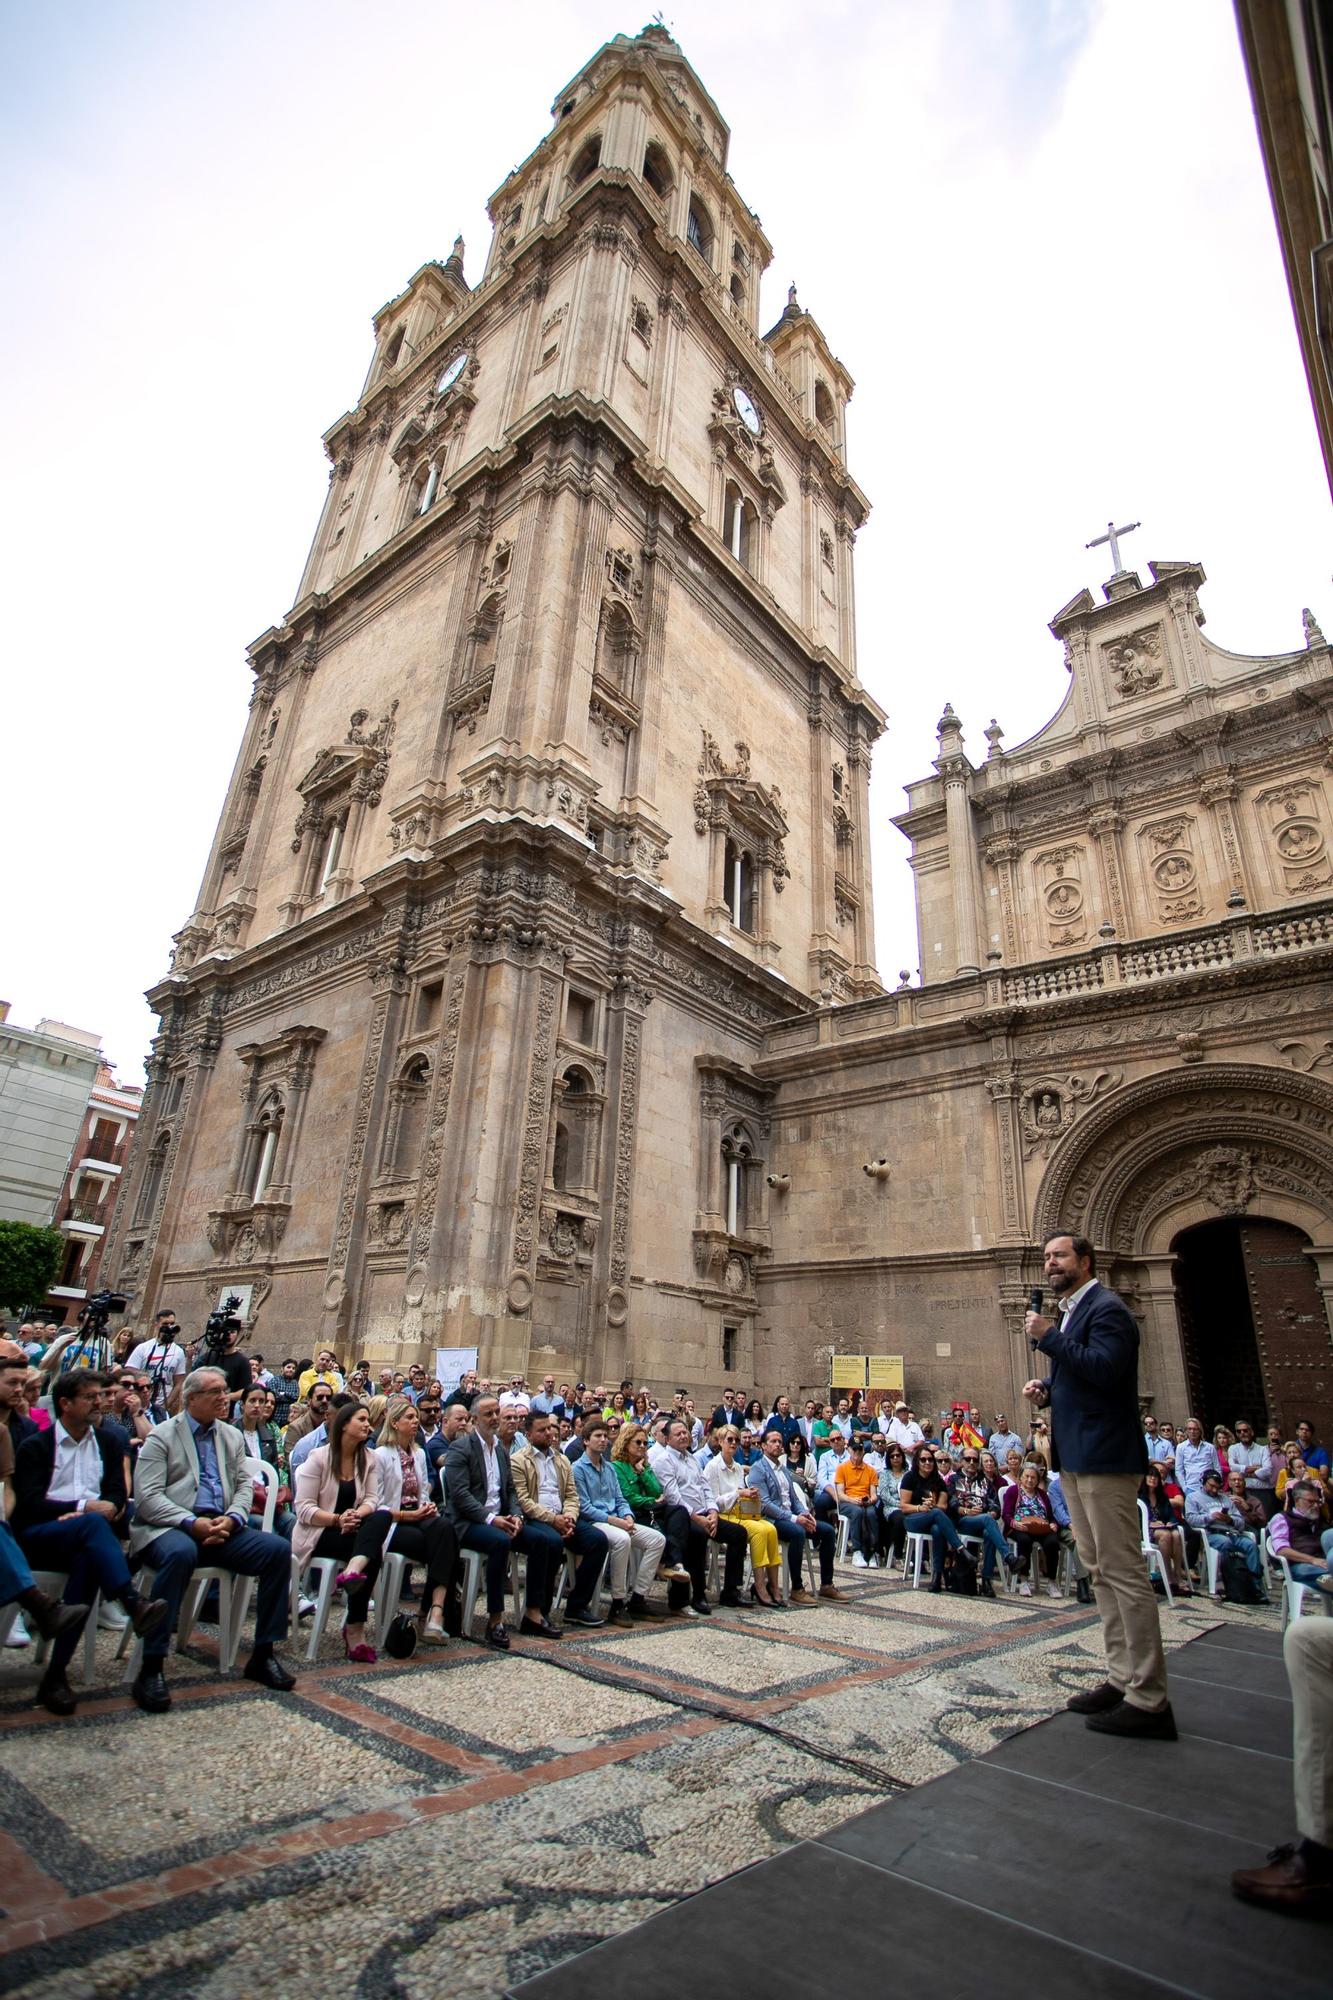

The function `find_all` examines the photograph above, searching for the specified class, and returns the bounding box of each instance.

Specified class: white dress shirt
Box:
[479,1433,502,1519]
[657,1445,715,1516]
[47,1422,104,1510]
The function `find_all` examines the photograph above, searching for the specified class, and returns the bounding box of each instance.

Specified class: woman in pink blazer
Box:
[294,1401,389,1661]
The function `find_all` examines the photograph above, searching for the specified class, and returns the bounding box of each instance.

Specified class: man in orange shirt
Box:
[835,1436,881,1568]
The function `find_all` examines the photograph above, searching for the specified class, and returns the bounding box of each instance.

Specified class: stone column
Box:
[934,705,980,976]
[1135,1255,1190,1416]
[592,977,652,1386]
[1088,806,1128,937]
[983,834,1022,964]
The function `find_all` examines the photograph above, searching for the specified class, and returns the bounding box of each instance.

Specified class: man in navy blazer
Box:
[13,1372,169,1715]
[1025,1232,1173,1740]
[443,1392,562,1648]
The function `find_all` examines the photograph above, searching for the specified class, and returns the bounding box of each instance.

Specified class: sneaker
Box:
[4,1621,31,1649]
[97,1601,131,1632]
[866,1555,879,1569]
[659,1563,691,1582]
[298,1596,317,1619]
[1045,1582,1062,1599]
[1018,1581,1033,1597]
[851,1551,868,1568]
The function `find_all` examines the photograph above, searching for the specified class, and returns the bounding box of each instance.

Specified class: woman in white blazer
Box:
[374,1398,460,1645]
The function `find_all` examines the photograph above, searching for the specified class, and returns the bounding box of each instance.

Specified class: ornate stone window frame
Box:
[694,729,789,961]
[284,705,398,921]
[692,1059,774,1302]
[208,1025,326,1262]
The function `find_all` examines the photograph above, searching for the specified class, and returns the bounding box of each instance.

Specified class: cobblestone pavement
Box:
[0,1563,1257,1997]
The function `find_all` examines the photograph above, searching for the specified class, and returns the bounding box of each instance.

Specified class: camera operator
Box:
[126,1312,187,1420]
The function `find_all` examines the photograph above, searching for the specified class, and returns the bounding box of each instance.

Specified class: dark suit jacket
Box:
[1035,1282,1149,1478]
[443,1430,517,1527]
[12,1423,129,1533]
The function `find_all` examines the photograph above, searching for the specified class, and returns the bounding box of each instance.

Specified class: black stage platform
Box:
[512,1623,1316,2000]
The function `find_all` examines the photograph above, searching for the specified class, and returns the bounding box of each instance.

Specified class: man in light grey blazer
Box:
[129,1366,296,1713]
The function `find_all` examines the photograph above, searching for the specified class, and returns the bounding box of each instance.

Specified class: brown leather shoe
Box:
[1232,1844,1333,1918]
[1066,1679,1125,1714]
[818,1584,847,1600]
[788,1587,811,1602]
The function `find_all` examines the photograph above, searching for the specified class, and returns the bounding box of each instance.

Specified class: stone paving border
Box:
[0,1566,1242,1990]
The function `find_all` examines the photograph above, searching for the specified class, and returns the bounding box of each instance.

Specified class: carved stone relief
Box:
[1019,1069,1122,1156]
[1033,845,1088,949]
[1255,780,1332,896]
[1138,814,1205,923]
[1102,625,1168,701]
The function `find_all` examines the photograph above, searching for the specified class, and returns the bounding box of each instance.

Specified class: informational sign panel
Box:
[435,1346,479,1389]
[866,1355,905,1399]
[829,1354,868,1390]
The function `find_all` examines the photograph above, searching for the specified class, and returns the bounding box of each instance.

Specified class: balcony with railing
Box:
[762,896,1333,1059]
[60,1194,108,1235]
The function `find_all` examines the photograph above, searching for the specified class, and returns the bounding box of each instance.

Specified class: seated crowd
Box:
[1,1330,1321,1720]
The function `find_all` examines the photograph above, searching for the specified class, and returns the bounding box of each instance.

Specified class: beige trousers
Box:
[1062,1470,1169,1711]
[1287,1616,1333,1845]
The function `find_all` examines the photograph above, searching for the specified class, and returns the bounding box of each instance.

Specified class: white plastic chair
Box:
[10,1571,104,1682]
[289,1546,410,1662]
[122,1459,279,1677]
[1266,1529,1333,1630]
[901,1526,931,1588]
[1137,1500,1178,1607]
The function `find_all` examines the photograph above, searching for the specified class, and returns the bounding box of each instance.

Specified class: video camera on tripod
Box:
[201,1293,245,1360]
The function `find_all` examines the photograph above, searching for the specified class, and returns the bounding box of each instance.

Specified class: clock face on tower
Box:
[436,352,469,395]
[732,385,762,436]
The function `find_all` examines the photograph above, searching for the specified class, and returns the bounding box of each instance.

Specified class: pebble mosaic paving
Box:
[0,1557,1267,1997]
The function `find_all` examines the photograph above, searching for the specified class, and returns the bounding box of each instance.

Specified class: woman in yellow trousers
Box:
[706,1426,783,1605]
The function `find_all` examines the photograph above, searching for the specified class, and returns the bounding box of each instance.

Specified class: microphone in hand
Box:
[1026,1286,1045,1349]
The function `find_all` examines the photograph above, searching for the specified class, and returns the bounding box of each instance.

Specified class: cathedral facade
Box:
[758,559,1333,1439]
[103,27,882,1393]
[105,27,1333,1440]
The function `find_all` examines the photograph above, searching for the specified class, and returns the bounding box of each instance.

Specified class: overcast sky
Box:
[3,0,1328,1081]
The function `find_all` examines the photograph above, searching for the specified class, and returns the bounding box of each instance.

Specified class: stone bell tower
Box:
[105,24,884,1393]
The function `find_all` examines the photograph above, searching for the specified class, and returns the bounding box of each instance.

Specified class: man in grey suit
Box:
[129,1367,297,1713]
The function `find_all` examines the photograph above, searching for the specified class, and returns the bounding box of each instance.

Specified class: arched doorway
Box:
[1171,1216,1320,1433]
[1033,1064,1333,1441]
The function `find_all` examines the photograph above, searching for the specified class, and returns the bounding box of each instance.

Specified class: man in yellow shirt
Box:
[297,1349,344,1401]
[835,1436,880,1568]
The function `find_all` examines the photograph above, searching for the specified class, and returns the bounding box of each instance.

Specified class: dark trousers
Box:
[140,1522,291,1663]
[388,1517,459,1602]
[1012,1529,1059,1580]
[458,1520,552,1615]
[311,1511,393,1615]
[839,1499,879,1558]
[878,1508,907,1561]
[653,1502,689,1567]
[523,1518,607,1615]
[19,1515,133,1674]
[684,1517,746,1602]
[775,1514,836,1589]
